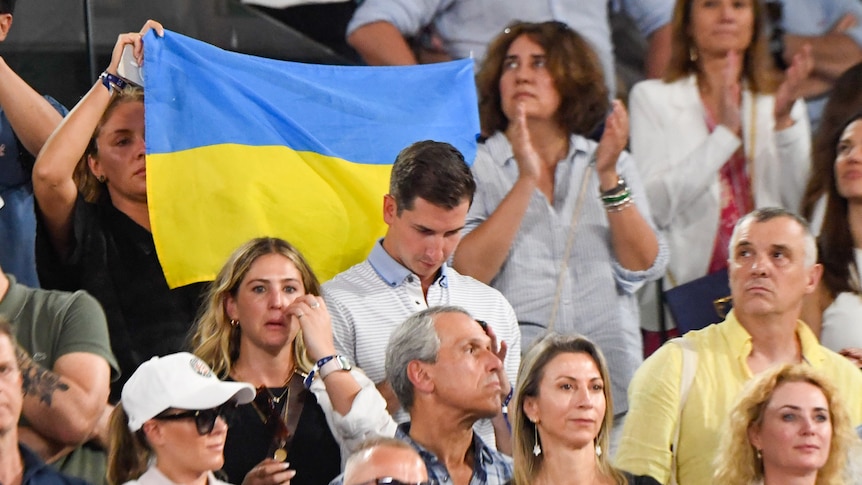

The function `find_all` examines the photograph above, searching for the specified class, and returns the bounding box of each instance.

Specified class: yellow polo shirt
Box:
[614,311,862,485]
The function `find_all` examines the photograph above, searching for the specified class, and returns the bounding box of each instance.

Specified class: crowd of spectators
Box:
[3,0,862,484]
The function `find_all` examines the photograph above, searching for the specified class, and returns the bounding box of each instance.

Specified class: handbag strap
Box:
[669,337,698,485]
[547,161,594,332]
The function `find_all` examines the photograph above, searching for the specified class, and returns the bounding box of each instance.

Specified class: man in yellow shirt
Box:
[615,207,862,485]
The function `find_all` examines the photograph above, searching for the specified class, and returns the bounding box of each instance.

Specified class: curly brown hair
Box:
[476,21,609,138]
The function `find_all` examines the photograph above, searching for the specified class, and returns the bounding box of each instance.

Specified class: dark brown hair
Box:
[388,140,475,214]
[801,62,862,221]
[476,21,609,137]
[818,112,862,298]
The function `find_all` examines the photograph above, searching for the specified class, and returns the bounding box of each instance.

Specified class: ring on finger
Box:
[296,312,304,319]
[309,300,320,309]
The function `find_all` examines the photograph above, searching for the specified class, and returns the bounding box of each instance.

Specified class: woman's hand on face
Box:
[509,102,543,182]
[242,459,296,485]
[717,50,742,134]
[595,100,629,181]
[107,19,164,76]
[774,44,813,129]
[288,296,336,362]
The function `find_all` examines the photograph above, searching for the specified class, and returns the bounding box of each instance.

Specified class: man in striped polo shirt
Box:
[323,140,521,454]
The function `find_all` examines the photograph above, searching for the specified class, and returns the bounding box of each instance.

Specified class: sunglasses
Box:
[154,401,237,436]
[353,479,437,485]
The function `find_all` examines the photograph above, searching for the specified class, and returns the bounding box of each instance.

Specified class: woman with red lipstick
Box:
[191,237,394,485]
[510,334,659,485]
[31,20,209,403]
[803,113,862,361]
[628,0,813,331]
[714,364,855,485]
[106,352,256,485]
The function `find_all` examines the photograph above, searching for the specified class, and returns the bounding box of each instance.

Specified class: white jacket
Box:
[629,75,811,287]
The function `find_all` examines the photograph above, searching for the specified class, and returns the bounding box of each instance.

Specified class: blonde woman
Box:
[511,334,659,485]
[714,364,857,485]
[191,237,393,485]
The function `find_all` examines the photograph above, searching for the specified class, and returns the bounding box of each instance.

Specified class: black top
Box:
[36,195,207,401]
[222,381,341,485]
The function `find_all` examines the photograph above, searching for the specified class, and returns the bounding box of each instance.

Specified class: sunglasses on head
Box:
[353,479,436,485]
[154,401,237,435]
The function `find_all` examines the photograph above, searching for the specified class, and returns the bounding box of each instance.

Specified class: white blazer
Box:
[629,75,811,287]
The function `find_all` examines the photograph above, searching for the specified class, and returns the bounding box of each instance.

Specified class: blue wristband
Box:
[502,384,514,411]
[303,355,337,389]
[99,71,128,94]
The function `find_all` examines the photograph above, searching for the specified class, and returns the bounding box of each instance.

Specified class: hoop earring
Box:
[532,421,542,456]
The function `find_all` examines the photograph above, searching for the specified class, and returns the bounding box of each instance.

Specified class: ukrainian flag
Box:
[144,31,479,288]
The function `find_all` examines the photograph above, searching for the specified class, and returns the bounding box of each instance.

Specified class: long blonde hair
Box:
[512,334,626,485]
[106,403,151,485]
[714,364,856,485]
[190,237,319,377]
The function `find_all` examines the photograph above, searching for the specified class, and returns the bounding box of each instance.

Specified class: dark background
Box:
[3,0,355,108]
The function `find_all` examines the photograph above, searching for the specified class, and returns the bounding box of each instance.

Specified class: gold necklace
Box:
[267,383,290,404]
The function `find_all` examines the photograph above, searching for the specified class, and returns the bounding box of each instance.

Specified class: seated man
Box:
[0,264,117,483]
[386,306,512,485]
[323,140,519,452]
[0,316,89,485]
[341,437,429,485]
[345,0,674,96]
[615,208,862,485]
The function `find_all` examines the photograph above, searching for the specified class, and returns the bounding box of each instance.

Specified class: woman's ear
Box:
[142,420,165,447]
[747,423,762,452]
[523,395,539,423]
[225,294,238,321]
[87,154,105,182]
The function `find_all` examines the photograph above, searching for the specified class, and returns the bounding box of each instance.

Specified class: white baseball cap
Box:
[122,352,256,431]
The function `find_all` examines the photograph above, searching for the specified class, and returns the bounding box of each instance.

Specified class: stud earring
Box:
[97,175,106,183]
[229,319,239,327]
[756,448,762,460]
[532,421,542,456]
[689,45,698,62]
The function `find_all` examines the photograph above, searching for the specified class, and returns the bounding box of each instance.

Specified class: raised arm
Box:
[453,105,541,283]
[347,21,419,65]
[31,20,163,259]
[784,12,862,83]
[597,100,659,271]
[298,296,397,452]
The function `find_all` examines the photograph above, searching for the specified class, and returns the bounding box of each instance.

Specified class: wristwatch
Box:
[319,354,352,379]
[303,355,352,388]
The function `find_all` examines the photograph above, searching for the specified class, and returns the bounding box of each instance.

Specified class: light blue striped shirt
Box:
[463,131,669,414]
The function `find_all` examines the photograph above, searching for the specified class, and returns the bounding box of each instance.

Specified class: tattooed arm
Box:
[16,347,111,460]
